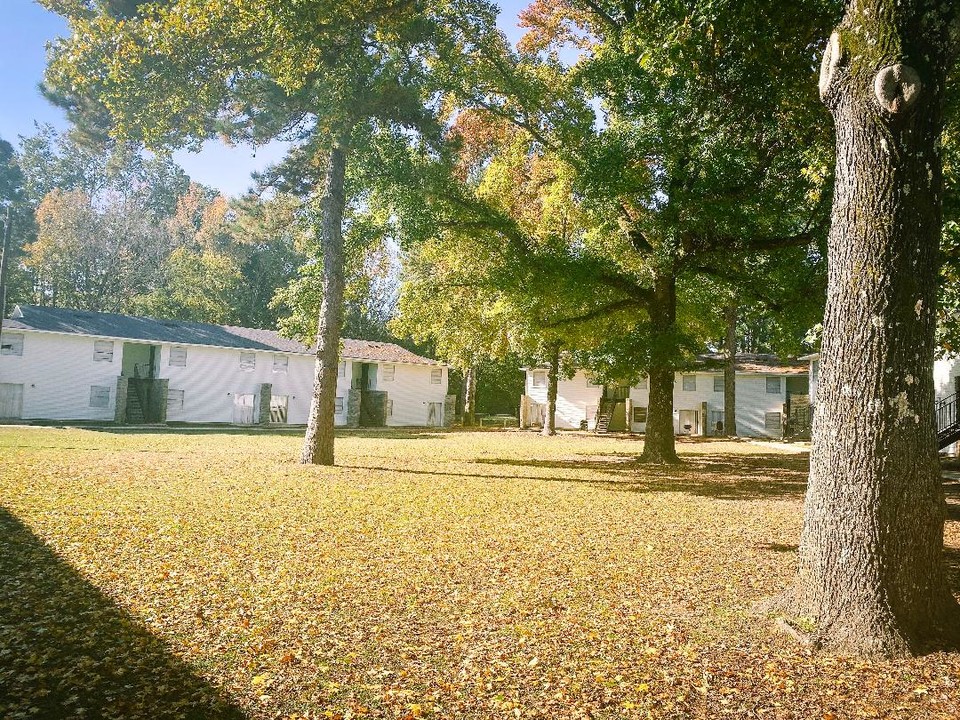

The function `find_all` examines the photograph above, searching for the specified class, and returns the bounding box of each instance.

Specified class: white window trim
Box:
[89,385,111,408]
[766,376,782,394]
[335,396,345,414]
[239,351,256,371]
[431,368,443,385]
[0,332,24,356]
[382,364,396,382]
[169,346,188,367]
[272,354,288,373]
[167,388,185,411]
[713,375,724,393]
[682,375,696,392]
[531,370,547,388]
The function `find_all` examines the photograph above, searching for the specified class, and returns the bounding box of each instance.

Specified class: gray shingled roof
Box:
[5,305,443,366]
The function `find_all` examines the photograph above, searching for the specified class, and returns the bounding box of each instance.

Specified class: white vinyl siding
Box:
[89,385,111,407]
[169,346,188,367]
[382,364,395,381]
[338,361,347,377]
[1,332,24,356]
[93,340,114,362]
[273,355,288,373]
[526,370,603,430]
[636,376,647,390]
[239,351,256,371]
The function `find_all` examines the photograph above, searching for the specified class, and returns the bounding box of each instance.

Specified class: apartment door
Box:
[427,402,443,427]
[0,383,23,419]
[678,409,698,435]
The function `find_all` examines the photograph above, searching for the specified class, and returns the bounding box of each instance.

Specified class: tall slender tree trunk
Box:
[301,142,349,466]
[463,364,477,427]
[724,302,737,436]
[641,273,679,463]
[542,342,560,437]
[782,1,959,656]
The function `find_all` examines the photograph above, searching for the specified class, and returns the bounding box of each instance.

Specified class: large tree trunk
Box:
[724,302,737,436]
[542,343,560,437]
[301,143,349,465]
[784,1,959,656]
[463,364,477,427]
[640,273,679,463]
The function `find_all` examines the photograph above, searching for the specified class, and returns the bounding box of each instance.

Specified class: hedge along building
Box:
[520,354,809,438]
[0,305,453,427]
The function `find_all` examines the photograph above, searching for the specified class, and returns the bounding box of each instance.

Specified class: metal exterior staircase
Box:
[126,388,145,424]
[937,392,960,449]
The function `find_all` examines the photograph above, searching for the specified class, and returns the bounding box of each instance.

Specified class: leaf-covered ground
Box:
[0,427,958,719]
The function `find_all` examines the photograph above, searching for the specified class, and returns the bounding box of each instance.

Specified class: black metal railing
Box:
[936,392,959,447]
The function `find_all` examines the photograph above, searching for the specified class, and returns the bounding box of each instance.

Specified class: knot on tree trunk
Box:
[818,32,842,99]
[874,64,922,114]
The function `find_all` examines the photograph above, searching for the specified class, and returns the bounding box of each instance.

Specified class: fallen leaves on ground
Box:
[0,428,957,719]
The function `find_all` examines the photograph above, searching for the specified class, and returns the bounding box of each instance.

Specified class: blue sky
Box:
[0,0,531,197]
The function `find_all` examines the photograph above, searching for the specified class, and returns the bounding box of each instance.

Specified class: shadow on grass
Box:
[472,453,811,500]
[0,507,245,720]
[64,425,448,440]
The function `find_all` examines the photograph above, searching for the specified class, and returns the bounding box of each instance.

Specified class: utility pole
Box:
[0,205,11,337]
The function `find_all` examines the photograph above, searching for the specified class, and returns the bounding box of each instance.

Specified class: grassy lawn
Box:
[1,427,958,719]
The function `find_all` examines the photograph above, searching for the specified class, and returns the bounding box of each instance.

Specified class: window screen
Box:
[273,355,288,373]
[633,406,648,423]
[714,375,724,392]
[93,340,114,362]
[0,333,23,356]
[766,376,782,394]
[89,385,110,407]
[169,346,187,367]
[532,370,547,388]
[167,388,184,411]
[239,351,256,370]
[682,375,696,391]
[431,368,443,384]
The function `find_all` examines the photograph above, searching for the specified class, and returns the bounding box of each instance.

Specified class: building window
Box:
[167,388,184,411]
[636,376,648,390]
[335,396,344,414]
[714,375,724,393]
[273,355,288,373]
[765,412,782,432]
[169,346,187,367]
[239,351,256,371]
[766,376,782,394]
[0,332,23,356]
[633,406,648,423]
[386,399,394,418]
[431,368,443,384]
[93,340,114,362]
[532,370,547,388]
[382,364,395,382]
[682,375,696,391]
[338,360,347,377]
[89,385,111,408]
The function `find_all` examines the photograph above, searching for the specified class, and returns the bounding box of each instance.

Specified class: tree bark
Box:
[301,142,349,465]
[542,343,560,437]
[724,302,737,436]
[463,364,477,427]
[783,1,959,656]
[640,273,679,463]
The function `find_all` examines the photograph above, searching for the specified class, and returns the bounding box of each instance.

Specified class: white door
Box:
[0,384,23,419]
[678,409,698,435]
[270,395,288,423]
[427,402,443,426]
[233,393,255,424]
